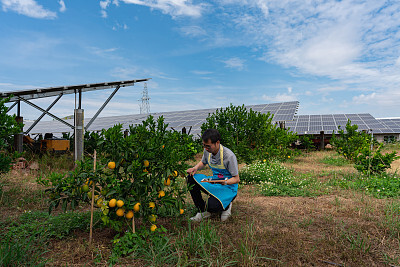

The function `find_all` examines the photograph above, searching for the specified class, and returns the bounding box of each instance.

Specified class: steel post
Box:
[74,109,84,162]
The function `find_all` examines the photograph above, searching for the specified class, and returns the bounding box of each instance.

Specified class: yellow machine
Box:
[24,134,70,153]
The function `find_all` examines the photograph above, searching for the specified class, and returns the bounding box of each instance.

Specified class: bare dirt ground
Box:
[1,149,400,266]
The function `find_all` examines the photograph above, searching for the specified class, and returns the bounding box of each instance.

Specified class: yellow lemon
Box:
[150,225,157,232]
[158,191,165,198]
[164,178,171,186]
[108,162,116,169]
[125,210,134,219]
[116,208,125,217]
[149,202,155,209]
[143,160,150,167]
[180,209,184,215]
[109,199,117,208]
[82,185,89,192]
[133,202,141,212]
[263,159,266,162]
[117,200,124,208]
[288,156,291,158]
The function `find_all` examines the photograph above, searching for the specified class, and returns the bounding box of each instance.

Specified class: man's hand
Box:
[186,167,197,175]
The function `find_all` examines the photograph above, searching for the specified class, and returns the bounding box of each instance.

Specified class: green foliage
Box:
[331,120,398,174]
[2,210,102,241]
[381,201,400,238]
[320,155,350,166]
[330,120,371,161]
[201,104,297,163]
[354,145,399,174]
[328,172,400,198]
[297,134,316,151]
[0,210,101,266]
[239,160,322,196]
[42,115,198,232]
[0,96,23,173]
[84,131,103,154]
[110,226,176,265]
[109,220,235,266]
[0,236,48,266]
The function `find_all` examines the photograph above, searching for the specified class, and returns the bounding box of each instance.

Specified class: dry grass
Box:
[1,149,399,266]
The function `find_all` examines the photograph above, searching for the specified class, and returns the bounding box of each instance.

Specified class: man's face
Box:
[202,139,220,154]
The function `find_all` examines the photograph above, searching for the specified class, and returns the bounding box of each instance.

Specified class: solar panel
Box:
[288,113,392,135]
[22,101,299,137]
[376,118,400,133]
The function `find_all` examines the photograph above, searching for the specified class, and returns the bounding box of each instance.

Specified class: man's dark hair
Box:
[202,129,221,143]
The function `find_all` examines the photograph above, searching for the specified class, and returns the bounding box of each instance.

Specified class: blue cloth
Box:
[193,145,238,209]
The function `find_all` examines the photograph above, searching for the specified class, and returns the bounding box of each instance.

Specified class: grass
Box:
[320,155,350,166]
[0,149,400,266]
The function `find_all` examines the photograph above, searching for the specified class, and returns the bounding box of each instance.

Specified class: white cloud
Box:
[120,0,206,18]
[1,0,57,19]
[100,9,107,18]
[58,0,66,12]
[222,57,245,71]
[100,0,111,9]
[216,1,400,96]
[179,25,207,37]
[262,93,297,102]
[287,87,292,94]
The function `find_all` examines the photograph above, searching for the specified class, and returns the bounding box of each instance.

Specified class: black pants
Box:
[187,175,232,213]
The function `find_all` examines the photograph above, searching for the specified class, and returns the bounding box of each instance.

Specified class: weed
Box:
[297,217,314,229]
[381,200,400,238]
[320,155,349,166]
[340,225,371,253]
[0,235,48,266]
[240,160,325,197]
[328,172,400,198]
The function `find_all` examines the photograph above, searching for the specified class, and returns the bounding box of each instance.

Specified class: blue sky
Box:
[1,0,400,120]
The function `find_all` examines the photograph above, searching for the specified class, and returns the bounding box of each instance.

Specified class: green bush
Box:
[354,145,399,175]
[201,104,297,163]
[0,96,23,173]
[331,120,398,174]
[330,120,372,161]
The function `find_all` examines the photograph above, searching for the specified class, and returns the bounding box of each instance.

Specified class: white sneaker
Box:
[190,211,211,222]
[221,203,232,222]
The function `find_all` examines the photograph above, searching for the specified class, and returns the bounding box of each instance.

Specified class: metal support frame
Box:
[6,101,18,113]
[85,85,120,131]
[25,93,64,134]
[18,96,74,129]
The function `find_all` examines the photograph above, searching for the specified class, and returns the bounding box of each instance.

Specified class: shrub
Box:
[0,96,23,173]
[331,120,398,174]
[330,120,372,161]
[43,115,198,232]
[201,104,297,163]
[354,145,399,175]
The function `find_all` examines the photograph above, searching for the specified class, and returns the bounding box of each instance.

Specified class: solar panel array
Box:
[23,101,299,137]
[376,118,400,133]
[285,113,395,135]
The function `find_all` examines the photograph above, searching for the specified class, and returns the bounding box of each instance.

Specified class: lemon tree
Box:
[44,115,199,232]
